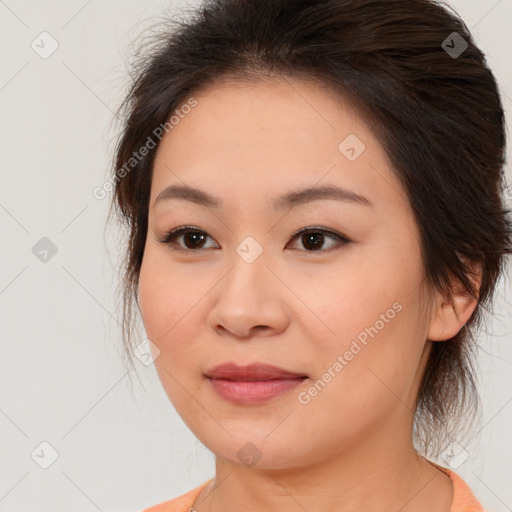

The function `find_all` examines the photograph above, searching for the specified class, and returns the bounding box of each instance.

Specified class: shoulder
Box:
[142,478,214,512]
[141,467,487,512]
[429,461,486,512]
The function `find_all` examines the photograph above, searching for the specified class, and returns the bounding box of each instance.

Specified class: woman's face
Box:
[139,77,436,469]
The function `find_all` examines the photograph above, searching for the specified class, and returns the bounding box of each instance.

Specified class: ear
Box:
[427,260,483,342]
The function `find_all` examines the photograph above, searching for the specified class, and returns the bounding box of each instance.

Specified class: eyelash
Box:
[156,225,351,253]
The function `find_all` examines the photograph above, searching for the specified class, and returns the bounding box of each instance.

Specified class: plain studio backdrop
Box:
[0,1,511,511]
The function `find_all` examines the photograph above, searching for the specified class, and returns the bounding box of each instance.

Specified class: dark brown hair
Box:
[107,0,512,457]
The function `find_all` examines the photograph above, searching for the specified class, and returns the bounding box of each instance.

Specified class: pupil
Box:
[303,232,323,251]
[185,232,206,249]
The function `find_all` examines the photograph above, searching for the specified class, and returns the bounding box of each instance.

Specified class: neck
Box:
[192,417,453,512]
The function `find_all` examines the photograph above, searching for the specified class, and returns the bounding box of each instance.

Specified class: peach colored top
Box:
[142,465,485,512]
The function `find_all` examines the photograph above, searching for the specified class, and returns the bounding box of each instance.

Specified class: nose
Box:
[207,249,289,339]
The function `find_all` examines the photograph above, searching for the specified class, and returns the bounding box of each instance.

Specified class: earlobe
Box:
[427,261,483,342]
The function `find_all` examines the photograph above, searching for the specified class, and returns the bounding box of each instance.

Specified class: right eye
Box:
[156,226,219,251]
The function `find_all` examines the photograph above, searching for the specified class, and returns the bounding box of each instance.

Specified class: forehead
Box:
[150,77,407,213]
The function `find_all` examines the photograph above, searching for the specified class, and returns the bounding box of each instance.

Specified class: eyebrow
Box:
[153,183,374,210]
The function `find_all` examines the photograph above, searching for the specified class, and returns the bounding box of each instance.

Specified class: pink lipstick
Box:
[205,362,308,405]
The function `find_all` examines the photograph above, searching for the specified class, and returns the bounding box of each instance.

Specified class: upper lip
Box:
[205,362,308,381]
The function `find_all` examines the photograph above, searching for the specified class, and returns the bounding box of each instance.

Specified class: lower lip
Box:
[207,377,307,404]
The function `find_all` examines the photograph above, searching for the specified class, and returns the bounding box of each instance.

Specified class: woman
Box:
[108,0,512,510]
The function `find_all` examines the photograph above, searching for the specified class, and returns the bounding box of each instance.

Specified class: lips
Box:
[205,362,308,405]
[204,362,308,381]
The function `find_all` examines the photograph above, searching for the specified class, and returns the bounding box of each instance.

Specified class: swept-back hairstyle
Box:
[107,0,512,457]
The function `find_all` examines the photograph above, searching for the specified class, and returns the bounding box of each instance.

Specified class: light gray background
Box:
[1,1,511,511]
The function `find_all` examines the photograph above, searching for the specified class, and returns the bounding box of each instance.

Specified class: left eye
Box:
[288,227,350,252]
[156,226,351,252]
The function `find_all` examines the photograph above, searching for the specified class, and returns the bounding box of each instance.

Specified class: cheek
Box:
[294,240,427,402]
[138,249,208,369]
[293,250,421,350]
[139,247,195,333]
[139,252,185,361]
[138,258,168,340]
[296,294,424,439]
[139,255,204,412]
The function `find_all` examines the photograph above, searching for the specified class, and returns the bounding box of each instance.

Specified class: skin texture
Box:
[138,76,481,512]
